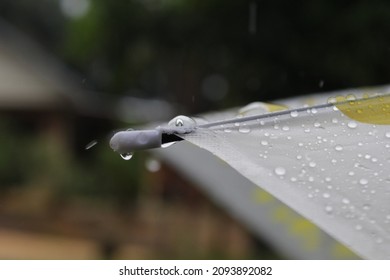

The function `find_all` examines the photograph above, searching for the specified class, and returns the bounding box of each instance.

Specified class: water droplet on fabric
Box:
[314,122,321,128]
[323,192,330,198]
[355,224,363,231]
[342,198,350,204]
[334,145,343,151]
[168,115,197,127]
[239,125,251,133]
[362,204,371,211]
[324,205,333,214]
[347,121,358,129]
[359,178,368,185]
[120,152,134,160]
[274,167,286,176]
[261,140,269,146]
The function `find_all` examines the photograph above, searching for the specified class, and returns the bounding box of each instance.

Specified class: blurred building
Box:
[0,19,263,260]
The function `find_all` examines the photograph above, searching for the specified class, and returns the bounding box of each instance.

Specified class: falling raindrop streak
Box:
[85,140,98,150]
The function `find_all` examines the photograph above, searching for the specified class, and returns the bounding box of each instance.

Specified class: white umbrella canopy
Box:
[110,86,390,259]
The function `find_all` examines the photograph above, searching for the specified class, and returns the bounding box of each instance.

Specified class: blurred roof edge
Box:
[0,17,116,119]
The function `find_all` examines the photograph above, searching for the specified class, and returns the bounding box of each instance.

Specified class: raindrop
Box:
[239,125,251,134]
[120,152,133,160]
[342,198,350,204]
[355,224,363,231]
[168,115,196,128]
[334,145,343,151]
[332,118,339,124]
[261,140,269,146]
[274,167,286,176]
[290,177,297,182]
[385,132,390,138]
[290,111,299,117]
[85,140,98,150]
[311,108,318,114]
[324,205,333,214]
[348,171,355,176]
[325,177,332,182]
[313,122,321,128]
[323,192,330,198]
[282,126,290,131]
[224,128,232,133]
[347,121,358,129]
[362,204,371,211]
[359,178,368,185]
[309,162,316,167]
[327,97,337,104]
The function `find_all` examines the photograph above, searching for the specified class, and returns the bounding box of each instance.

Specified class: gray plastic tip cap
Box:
[110,130,162,153]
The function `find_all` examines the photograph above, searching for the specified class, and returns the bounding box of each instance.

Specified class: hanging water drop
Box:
[120,152,134,160]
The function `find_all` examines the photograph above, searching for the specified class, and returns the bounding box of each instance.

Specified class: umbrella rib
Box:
[197,102,333,129]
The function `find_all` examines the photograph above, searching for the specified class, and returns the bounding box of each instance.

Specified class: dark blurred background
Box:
[0,0,388,259]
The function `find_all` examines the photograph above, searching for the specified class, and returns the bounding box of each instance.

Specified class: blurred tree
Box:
[2,0,390,112]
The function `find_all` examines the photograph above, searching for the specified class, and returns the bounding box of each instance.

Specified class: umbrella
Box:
[110,86,390,259]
